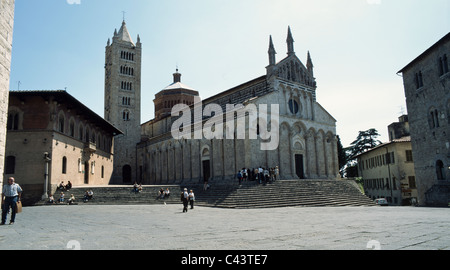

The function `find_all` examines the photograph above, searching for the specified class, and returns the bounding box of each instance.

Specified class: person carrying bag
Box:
[1,177,23,225]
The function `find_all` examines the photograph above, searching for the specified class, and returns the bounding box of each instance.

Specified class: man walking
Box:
[1,177,23,225]
[182,188,189,213]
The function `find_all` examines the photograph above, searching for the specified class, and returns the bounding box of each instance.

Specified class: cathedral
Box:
[105,22,339,185]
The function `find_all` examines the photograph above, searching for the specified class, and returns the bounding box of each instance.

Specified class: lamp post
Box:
[42,152,51,200]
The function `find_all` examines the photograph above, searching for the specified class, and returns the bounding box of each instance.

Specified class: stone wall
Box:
[401,34,450,206]
[0,0,15,188]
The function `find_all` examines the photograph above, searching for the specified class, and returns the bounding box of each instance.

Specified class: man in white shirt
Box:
[1,177,23,225]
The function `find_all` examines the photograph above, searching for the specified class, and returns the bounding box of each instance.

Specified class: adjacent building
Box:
[398,32,450,206]
[357,116,418,205]
[0,0,15,188]
[5,90,122,205]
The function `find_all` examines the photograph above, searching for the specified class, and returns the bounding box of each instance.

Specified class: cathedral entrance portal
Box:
[295,154,305,179]
[123,165,132,183]
[202,160,211,183]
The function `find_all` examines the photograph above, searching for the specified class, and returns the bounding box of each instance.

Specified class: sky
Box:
[9,0,450,147]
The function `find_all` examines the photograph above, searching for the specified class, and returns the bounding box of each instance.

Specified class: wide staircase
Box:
[35,179,376,208]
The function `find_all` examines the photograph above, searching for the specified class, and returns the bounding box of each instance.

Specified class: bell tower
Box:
[104,20,142,184]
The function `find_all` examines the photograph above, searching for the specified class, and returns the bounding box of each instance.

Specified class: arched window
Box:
[436,160,445,180]
[62,157,67,174]
[91,131,96,144]
[69,120,75,137]
[123,110,130,121]
[58,115,65,133]
[429,108,440,129]
[85,128,90,143]
[78,124,84,141]
[97,134,102,149]
[289,99,299,114]
[7,111,19,130]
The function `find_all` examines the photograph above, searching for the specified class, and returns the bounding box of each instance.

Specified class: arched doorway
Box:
[295,154,305,179]
[201,147,211,183]
[123,165,132,183]
[436,160,445,180]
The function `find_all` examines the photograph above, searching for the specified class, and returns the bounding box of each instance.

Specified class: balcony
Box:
[84,141,96,153]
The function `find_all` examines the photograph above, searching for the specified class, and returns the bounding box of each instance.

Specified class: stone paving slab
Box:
[0,204,448,250]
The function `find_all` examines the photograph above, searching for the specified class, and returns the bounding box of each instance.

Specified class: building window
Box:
[123,110,130,121]
[85,129,90,143]
[7,112,19,130]
[408,176,416,189]
[386,152,395,164]
[438,54,449,76]
[58,116,65,133]
[121,51,135,61]
[120,66,134,76]
[122,97,131,106]
[5,156,16,174]
[121,81,133,91]
[415,71,424,89]
[101,166,105,179]
[429,108,440,129]
[62,157,67,174]
[405,150,413,162]
[288,99,299,114]
[78,125,84,141]
[69,121,75,137]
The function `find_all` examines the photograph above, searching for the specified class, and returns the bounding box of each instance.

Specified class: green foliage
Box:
[348,128,382,160]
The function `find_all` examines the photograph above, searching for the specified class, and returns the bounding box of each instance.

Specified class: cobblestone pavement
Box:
[0,204,448,250]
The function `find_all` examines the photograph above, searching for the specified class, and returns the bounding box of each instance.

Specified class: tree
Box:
[348,128,382,160]
[336,135,348,177]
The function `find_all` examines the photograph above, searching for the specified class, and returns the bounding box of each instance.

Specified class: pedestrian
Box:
[275,166,279,181]
[237,170,242,185]
[203,178,209,191]
[68,194,76,205]
[181,188,189,213]
[264,168,269,183]
[189,190,195,209]
[242,168,248,182]
[258,166,264,184]
[1,177,23,225]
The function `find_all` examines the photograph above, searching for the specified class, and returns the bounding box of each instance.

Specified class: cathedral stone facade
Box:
[134,27,339,185]
[0,0,15,188]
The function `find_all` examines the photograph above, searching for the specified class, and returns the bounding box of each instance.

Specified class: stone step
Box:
[34,180,376,208]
